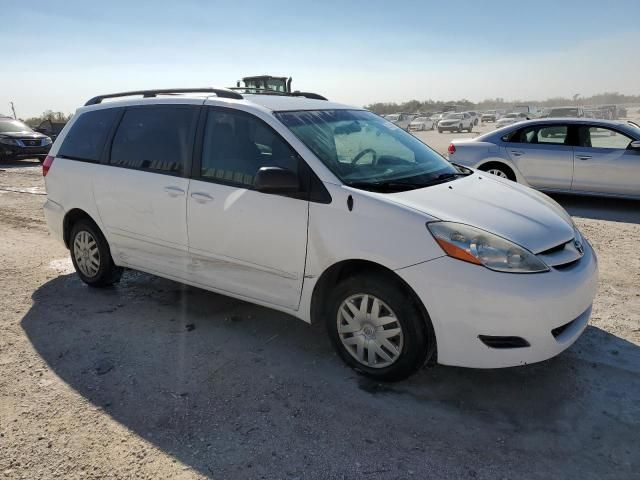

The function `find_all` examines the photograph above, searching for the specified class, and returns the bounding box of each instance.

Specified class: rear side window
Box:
[58,108,119,162]
[200,109,298,187]
[110,106,199,175]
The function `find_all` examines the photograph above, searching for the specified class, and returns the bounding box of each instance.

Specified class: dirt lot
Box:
[1,142,639,479]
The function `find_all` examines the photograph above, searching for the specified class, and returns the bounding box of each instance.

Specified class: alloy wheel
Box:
[336,294,404,368]
[487,168,508,178]
[73,230,101,277]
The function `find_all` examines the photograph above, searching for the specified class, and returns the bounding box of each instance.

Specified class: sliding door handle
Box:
[164,186,186,197]
[576,155,592,160]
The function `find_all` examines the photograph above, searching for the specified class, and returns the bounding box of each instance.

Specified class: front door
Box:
[186,107,308,309]
[572,125,640,196]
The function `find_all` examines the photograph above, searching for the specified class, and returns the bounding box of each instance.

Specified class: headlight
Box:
[427,222,549,273]
[42,137,52,145]
[0,137,19,145]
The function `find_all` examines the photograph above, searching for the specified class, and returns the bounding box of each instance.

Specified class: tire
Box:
[482,164,516,181]
[458,124,463,132]
[326,273,435,382]
[438,129,443,133]
[70,219,122,287]
[467,124,473,133]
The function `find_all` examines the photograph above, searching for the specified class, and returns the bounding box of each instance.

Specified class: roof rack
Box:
[84,88,243,106]
[229,87,328,101]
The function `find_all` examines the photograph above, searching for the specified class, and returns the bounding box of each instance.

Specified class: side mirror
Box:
[254,167,299,194]
[629,140,640,150]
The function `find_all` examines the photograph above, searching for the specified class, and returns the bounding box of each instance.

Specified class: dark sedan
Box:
[0,117,52,162]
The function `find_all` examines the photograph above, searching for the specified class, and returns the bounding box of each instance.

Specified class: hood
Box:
[0,130,45,139]
[386,173,574,253]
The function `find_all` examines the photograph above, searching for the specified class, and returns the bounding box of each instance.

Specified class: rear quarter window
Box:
[58,108,119,162]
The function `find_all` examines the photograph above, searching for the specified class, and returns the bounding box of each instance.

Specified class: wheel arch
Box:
[62,208,101,249]
[475,158,522,182]
[309,259,437,361]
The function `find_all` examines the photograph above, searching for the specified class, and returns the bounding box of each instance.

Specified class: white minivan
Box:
[43,88,598,381]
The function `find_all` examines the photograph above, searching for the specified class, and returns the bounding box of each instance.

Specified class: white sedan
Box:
[408,116,434,131]
[495,112,529,128]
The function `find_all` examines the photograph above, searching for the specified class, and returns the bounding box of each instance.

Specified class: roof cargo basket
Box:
[84,88,243,106]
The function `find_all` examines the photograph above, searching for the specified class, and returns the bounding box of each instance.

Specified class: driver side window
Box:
[200,109,298,187]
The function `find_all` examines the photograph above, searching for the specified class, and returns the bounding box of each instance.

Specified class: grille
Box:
[537,238,583,268]
[551,320,574,338]
[479,335,530,349]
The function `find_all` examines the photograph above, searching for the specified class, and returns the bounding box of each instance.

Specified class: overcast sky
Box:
[2,0,639,118]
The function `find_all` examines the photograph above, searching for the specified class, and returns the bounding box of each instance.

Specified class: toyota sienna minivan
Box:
[43,88,598,380]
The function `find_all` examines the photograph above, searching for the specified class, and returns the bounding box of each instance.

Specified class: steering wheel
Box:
[351,148,378,165]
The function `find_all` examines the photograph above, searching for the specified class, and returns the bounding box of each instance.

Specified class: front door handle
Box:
[190,192,214,203]
[164,186,186,197]
[576,155,592,160]
[510,150,524,156]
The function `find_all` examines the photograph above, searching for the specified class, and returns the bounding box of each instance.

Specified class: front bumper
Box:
[0,143,50,160]
[396,242,598,368]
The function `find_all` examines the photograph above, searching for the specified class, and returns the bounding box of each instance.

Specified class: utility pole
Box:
[9,102,17,119]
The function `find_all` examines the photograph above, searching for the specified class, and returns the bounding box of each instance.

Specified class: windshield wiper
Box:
[345,180,423,192]
[346,170,472,192]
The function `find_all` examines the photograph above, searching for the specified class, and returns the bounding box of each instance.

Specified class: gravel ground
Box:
[0,152,639,479]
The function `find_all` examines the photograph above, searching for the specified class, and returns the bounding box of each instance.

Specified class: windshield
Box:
[413,117,427,122]
[505,113,518,118]
[386,114,399,121]
[0,119,33,133]
[445,113,462,119]
[275,110,460,191]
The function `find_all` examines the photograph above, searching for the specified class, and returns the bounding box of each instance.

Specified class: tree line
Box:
[20,110,72,127]
[365,92,640,115]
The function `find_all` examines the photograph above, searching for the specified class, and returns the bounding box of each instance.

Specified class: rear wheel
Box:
[481,163,516,181]
[70,219,122,287]
[326,274,435,381]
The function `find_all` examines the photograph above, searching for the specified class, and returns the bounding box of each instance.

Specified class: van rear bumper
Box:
[43,199,66,246]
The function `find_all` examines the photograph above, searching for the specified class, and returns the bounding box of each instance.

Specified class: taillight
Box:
[42,155,54,177]
[447,143,456,155]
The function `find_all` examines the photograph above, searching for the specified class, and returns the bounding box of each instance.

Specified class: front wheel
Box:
[326,274,435,381]
[70,219,123,287]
